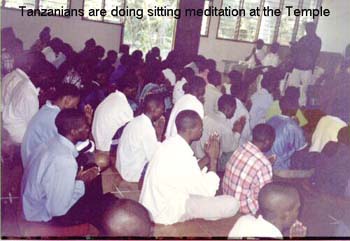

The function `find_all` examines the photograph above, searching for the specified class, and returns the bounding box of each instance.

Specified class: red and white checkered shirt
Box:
[223,141,272,215]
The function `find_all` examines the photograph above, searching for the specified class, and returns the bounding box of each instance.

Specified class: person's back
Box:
[92,90,133,152]
[22,135,83,221]
[223,124,275,215]
[309,115,347,152]
[2,69,39,144]
[266,115,306,170]
[21,102,60,169]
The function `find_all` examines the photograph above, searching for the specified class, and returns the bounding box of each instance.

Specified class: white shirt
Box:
[230,98,252,146]
[204,84,222,116]
[2,68,39,143]
[117,114,160,182]
[42,46,57,63]
[22,135,85,222]
[228,214,283,238]
[309,115,347,152]
[92,90,134,151]
[192,112,240,159]
[165,94,204,139]
[140,135,220,225]
[262,53,280,68]
[172,78,187,104]
[162,68,176,86]
[249,88,274,129]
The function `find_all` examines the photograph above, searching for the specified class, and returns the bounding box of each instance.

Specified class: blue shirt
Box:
[266,115,306,170]
[21,101,60,169]
[21,135,85,222]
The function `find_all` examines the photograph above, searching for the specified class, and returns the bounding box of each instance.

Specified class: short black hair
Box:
[100,199,153,237]
[52,83,80,101]
[208,70,221,86]
[218,94,236,111]
[252,123,275,144]
[228,70,243,83]
[143,93,164,111]
[55,109,87,136]
[175,110,201,133]
[280,95,298,113]
[183,75,206,94]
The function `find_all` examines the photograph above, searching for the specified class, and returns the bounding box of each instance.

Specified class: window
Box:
[123,0,178,58]
[2,0,69,9]
[200,0,212,36]
[83,0,124,24]
[216,0,322,45]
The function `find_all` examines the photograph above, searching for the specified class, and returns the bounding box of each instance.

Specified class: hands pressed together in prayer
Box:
[204,132,220,172]
[154,115,166,141]
[84,104,93,125]
[76,166,100,183]
[289,220,307,238]
[233,116,246,134]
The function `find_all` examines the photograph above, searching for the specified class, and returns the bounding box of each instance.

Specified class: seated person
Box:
[191,94,245,172]
[117,94,165,182]
[21,84,80,169]
[266,95,307,170]
[165,76,206,139]
[223,124,275,215]
[309,115,347,153]
[100,199,153,237]
[229,182,307,238]
[203,70,222,116]
[230,82,252,145]
[22,109,117,228]
[266,87,308,127]
[172,67,194,104]
[91,87,134,158]
[249,74,278,129]
[140,110,239,225]
[312,125,350,197]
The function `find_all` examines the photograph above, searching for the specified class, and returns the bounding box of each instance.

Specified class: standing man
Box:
[288,22,322,106]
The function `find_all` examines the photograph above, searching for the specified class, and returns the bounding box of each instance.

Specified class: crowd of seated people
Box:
[1,24,350,238]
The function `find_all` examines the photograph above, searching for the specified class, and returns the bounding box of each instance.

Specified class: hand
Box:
[267,154,277,165]
[204,133,220,171]
[289,220,307,238]
[232,116,246,134]
[154,115,166,141]
[76,166,100,183]
[84,104,94,125]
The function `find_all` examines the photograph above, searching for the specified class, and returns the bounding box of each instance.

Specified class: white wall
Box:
[317,0,350,54]
[1,0,122,53]
[198,0,350,72]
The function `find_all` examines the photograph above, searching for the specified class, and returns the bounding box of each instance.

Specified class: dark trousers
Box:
[51,174,117,229]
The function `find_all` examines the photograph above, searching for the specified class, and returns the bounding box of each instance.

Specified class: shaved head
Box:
[100,199,153,237]
[175,110,201,133]
[258,183,301,230]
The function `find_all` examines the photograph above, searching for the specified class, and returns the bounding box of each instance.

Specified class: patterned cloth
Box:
[223,141,272,214]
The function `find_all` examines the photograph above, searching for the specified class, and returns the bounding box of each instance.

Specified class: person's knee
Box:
[219,195,240,216]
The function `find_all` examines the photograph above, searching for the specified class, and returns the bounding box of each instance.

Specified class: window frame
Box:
[1,0,71,12]
[81,0,125,25]
[200,0,213,37]
[215,0,322,46]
